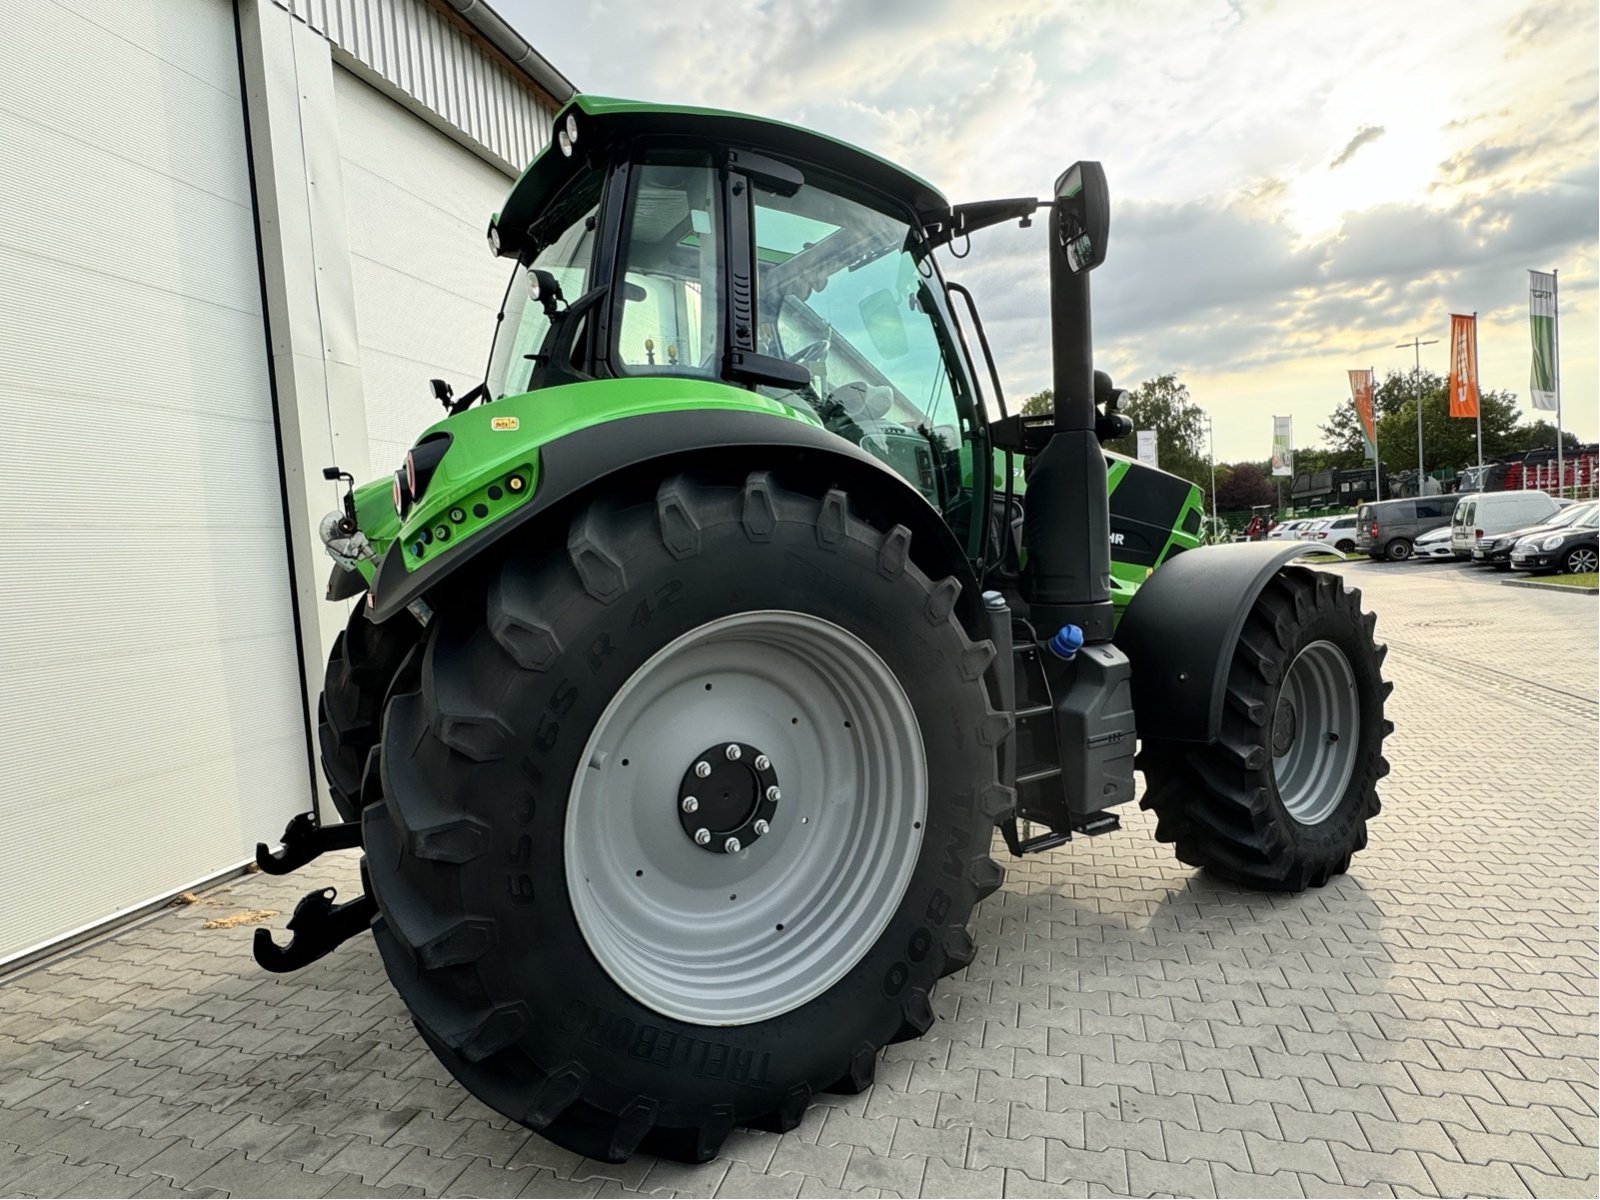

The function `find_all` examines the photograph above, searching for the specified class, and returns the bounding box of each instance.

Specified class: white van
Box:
[1450,491,1561,558]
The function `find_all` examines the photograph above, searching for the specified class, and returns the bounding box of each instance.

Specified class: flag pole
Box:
[1554,271,1563,497]
[1371,367,1381,500]
[1474,311,1482,473]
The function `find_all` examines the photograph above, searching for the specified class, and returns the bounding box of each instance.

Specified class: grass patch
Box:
[1537,571,1598,589]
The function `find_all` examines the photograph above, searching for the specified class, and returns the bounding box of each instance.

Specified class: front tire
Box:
[363,471,1009,1162]
[1137,567,1391,891]
[1563,545,1597,574]
[318,605,421,822]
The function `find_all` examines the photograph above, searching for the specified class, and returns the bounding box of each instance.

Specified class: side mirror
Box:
[1053,161,1109,274]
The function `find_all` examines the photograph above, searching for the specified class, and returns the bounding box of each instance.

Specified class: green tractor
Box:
[255,97,1390,1164]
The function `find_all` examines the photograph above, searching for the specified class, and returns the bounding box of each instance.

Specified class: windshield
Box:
[752,183,971,440]
[1548,502,1596,529]
[485,173,603,399]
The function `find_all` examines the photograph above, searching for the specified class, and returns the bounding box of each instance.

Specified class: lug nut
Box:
[766,785,781,802]
[724,837,742,853]
[694,761,711,778]
[694,828,711,846]
[681,796,699,813]
[754,754,770,771]
[753,819,769,836]
[725,744,741,761]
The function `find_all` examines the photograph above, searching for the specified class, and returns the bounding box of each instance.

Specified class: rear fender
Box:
[1114,542,1317,744]
[367,407,984,636]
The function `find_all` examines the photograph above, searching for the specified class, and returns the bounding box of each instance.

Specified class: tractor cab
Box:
[482,97,992,556]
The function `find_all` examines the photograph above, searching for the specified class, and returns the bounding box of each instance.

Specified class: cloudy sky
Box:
[505,0,1598,461]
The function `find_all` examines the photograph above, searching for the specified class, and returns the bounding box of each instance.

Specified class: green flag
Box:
[1529,270,1558,411]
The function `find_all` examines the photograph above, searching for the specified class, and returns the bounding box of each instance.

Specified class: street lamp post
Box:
[1396,335,1439,494]
[1205,411,1217,535]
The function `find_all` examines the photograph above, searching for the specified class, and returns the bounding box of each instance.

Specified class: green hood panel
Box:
[376,379,823,572]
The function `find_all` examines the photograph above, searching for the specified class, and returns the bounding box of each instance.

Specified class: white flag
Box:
[1529,270,1558,412]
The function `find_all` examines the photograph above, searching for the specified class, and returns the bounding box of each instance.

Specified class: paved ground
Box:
[1,560,1595,1198]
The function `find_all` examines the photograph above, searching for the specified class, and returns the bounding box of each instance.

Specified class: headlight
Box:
[557,128,572,157]
[565,111,578,145]
[1541,534,1565,550]
[486,221,501,256]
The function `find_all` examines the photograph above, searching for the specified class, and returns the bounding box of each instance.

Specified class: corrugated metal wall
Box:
[274,0,553,173]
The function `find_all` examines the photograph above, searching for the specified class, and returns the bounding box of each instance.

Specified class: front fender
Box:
[367,405,983,635]
[1114,541,1319,744]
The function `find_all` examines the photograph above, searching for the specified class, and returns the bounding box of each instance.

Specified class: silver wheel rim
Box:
[564,610,926,1026]
[1570,548,1596,573]
[1271,639,1360,826]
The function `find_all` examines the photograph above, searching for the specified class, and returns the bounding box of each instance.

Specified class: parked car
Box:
[1451,490,1561,560]
[1355,495,1461,561]
[1307,514,1359,553]
[1267,518,1312,540]
[1473,500,1598,569]
[1510,503,1599,574]
[1414,527,1456,560]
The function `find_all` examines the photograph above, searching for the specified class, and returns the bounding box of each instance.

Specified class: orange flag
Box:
[1347,369,1376,457]
[1448,313,1479,418]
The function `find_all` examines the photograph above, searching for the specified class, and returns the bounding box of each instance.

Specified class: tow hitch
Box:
[253,886,376,973]
[254,811,362,875]
[251,810,372,972]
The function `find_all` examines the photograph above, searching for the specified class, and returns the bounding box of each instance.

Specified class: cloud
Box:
[498,0,1599,456]
[1330,125,1386,169]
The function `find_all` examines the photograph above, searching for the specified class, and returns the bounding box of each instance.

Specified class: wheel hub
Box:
[677,742,780,853]
[1271,698,1297,755]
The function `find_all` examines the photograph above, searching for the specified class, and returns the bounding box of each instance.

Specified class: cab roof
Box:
[491,95,952,259]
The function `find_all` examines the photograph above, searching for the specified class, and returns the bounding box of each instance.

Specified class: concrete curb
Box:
[1501,576,1599,594]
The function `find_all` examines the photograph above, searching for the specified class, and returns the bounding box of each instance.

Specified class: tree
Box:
[1373,368,1524,475]
[1019,388,1052,417]
[1102,374,1211,496]
[1214,461,1276,512]
[1503,419,1583,455]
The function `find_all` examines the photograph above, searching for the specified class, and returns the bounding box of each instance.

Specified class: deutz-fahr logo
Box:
[1109,532,1126,546]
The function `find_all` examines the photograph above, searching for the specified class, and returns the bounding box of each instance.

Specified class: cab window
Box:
[749,177,973,505]
[485,172,603,399]
[613,159,721,377]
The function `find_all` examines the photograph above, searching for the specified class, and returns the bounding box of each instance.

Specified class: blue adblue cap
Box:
[1048,624,1085,660]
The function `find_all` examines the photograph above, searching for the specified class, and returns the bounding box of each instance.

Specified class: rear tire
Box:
[1137,567,1391,891]
[363,471,1008,1162]
[318,605,421,822]
[1335,539,1355,554]
[1384,538,1412,561]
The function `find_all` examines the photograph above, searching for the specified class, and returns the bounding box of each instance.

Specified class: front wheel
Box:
[318,604,421,821]
[363,472,1008,1162]
[1564,545,1597,574]
[1138,567,1391,891]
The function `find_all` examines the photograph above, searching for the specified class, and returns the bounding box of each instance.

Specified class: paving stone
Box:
[1419,1151,1535,1197]
[842,1146,925,1195]
[719,1161,805,1198]
[378,1143,471,1192]
[438,1156,545,1197]
[1126,1148,1215,1197]
[1211,1163,1307,1198]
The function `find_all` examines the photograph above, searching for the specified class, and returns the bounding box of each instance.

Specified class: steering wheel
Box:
[787,339,830,366]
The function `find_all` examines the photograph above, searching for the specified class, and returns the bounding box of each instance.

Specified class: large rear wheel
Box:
[1138,567,1391,890]
[363,471,1009,1162]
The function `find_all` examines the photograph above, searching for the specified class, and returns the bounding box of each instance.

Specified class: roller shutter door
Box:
[334,68,514,476]
[0,0,308,960]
